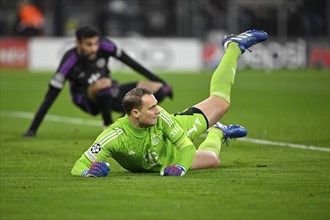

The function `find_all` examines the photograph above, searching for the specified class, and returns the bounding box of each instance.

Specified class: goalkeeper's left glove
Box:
[161,165,186,176]
[82,162,110,177]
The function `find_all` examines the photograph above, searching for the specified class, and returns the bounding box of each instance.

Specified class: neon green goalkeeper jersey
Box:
[71,106,207,176]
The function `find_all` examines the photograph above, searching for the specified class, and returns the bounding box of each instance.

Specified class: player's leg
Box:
[173,107,209,141]
[173,108,247,170]
[173,108,220,169]
[172,108,219,169]
[193,42,241,127]
[111,82,138,113]
[191,123,248,169]
[87,78,115,126]
[194,30,268,127]
[72,93,100,116]
[191,126,223,169]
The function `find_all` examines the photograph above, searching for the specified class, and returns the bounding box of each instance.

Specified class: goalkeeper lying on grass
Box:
[71,29,268,177]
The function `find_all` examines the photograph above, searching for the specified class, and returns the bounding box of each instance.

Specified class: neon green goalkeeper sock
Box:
[198,127,223,156]
[210,43,242,103]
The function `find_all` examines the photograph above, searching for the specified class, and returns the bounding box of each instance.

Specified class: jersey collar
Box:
[125,116,149,138]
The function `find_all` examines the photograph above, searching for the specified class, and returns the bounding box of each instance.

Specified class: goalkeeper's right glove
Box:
[161,165,186,176]
[82,162,110,177]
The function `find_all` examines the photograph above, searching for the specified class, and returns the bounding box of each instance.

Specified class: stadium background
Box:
[1,0,329,70]
[1,1,329,220]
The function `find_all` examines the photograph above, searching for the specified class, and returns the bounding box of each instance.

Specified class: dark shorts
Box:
[72,82,138,115]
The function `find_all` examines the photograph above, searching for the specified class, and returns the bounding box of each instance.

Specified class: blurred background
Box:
[1,2,329,220]
[1,0,329,38]
[0,0,329,71]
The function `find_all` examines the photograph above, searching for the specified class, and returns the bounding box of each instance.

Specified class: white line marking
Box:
[200,130,329,153]
[1,110,329,152]
[237,137,330,152]
[0,110,101,127]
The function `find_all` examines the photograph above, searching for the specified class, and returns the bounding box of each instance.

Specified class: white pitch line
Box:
[0,110,101,127]
[1,110,329,152]
[237,137,330,152]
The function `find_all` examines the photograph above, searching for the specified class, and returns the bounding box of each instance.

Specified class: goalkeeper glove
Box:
[82,162,110,177]
[161,165,186,176]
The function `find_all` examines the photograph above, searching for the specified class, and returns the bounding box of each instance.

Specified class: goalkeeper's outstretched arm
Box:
[71,154,110,177]
[71,154,93,176]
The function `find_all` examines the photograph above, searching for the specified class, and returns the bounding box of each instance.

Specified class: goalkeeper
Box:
[23,25,173,137]
[71,30,268,177]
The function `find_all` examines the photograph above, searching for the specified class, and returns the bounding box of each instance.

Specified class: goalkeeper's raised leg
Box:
[191,30,268,170]
[193,29,268,127]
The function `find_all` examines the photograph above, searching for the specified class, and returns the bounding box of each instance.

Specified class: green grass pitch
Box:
[0,69,329,220]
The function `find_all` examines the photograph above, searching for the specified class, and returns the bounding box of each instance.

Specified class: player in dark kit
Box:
[23,25,173,137]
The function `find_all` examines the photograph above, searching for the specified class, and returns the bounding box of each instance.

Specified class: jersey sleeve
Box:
[25,50,78,134]
[100,37,166,84]
[98,37,121,58]
[51,49,78,89]
[71,128,122,176]
[158,107,196,171]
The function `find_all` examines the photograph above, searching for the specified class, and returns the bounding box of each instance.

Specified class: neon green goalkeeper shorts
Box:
[172,107,209,141]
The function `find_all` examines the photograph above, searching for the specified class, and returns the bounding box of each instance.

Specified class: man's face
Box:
[76,36,99,61]
[135,94,160,127]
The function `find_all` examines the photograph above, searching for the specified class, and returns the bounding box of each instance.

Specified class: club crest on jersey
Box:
[90,143,102,154]
[96,58,106,68]
[151,135,160,145]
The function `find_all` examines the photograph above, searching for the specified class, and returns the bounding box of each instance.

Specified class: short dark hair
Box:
[75,25,100,41]
[122,88,153,115]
